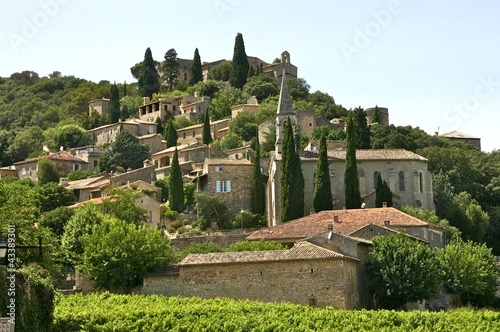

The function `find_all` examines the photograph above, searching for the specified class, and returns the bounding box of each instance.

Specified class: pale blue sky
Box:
[1,0,499,151]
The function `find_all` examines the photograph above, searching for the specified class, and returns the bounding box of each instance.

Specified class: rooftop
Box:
[14,151,88,165]
[439,130,480,139]
[205,158,253,166]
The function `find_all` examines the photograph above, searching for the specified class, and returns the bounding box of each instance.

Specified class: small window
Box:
[216,180,231,192]
[358,168,365,177]
[183,132,186,139]
[148,211,153,223]
[419,172,424,192]
[412,229,419,236]
[308,122,313,127]
[309,297,317,307]
[399,171,405,192]
[329,169,335,177]
[192,131,195,137]
[94,160,98,168]
[215,166,222,172]
[374,171,380,189]
[73,163,80,171]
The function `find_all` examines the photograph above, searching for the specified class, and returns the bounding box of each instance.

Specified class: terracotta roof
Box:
[247,207,431,241]
[205,158,252,166]
[14,151,87,165]
[68,196,116,208]
[273,149,427,162]
[439,130,479,139]
[64,176,109,190]
[179,241,355,266]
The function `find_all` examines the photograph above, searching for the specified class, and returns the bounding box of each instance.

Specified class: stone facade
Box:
[177,118,230,145]
[365,106,389,125]
[88,118,156,146]
[68,145,105,172]
[88,97,109,117]
[439,130,481,150]
[14,151,88,181]
[231,96,259,118]
[138,95,209,123]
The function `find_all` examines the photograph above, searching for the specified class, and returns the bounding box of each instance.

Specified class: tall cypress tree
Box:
[251,138,265,215]
[313,134,333,212]
[155,117,163,135]
[164,119,178,148]
[108,83,120,124]
[138,47,160,98]
[372,105,381,124]
[189,48,203,86]
[280,117,304,223]
[162,48,180,92]
[352,107,371,149]
[202,108,213,145]
[375,172,393,207]
[168,148,184,213]
[229,33,249,89]
[345,116,362,209]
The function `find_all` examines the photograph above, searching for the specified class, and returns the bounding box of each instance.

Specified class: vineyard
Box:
[51,293,500,331]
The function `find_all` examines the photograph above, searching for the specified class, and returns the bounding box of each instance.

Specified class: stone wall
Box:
[112,165,156,186]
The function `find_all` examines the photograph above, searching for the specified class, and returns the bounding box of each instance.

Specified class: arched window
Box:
[399,171,405,192]
[374,171,380,189]
[419,172,423,193]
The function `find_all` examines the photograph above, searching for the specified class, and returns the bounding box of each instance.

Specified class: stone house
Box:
[138,95,210,123]
[231,96,259,118]
[177,118,230,145]
[439,130,481,150]
[88,118,156,146]
[138,133,167,155]
[194,158,253,215]
[365,106,390,125]
[14,151,88,181]
[0,165,17,181]
[142,241,361,309]
[68,145,105,172]
[261,51,297,84]
[88,97,109,117]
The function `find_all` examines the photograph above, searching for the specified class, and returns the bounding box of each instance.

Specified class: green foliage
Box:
[164,119,178,148]
[345,116,362,209]
[187,80,223,99]
[228,111,258,142]
[163,208,179,221]
[189,48,203,86]
[375,172,393,207]
[307,90,348,120]
[44,124,92,151]
[168,149,184,213]
[251,142,265,215]
[372,105,381,123]
[173,116,195,129]
[452,192,490,243]
[438,238,499,307]
[202,108,213,145]
[108,83,120,123]
[40,206,75,237]
[242,74,279,102]
[211,132,243,151]
[37,157,59,185]
[313,134,333,212]
[209,86,243,120]
[155,177,169,203]
[82,218,174,291]
[36,182,75,213]
[280,117,304,222]
[52,293,500,331]
[372,124,445,151]
[207,60,232,81]
[138,47,160,98]
[181,242,224,257]
[287,77,310,101]
[232,210,263,229]
[98,129,150,172]
[399,206,461,239]
[7,126,45,163]
[155,116,163,134]
[311,125,346,141]
[229,33,249,89]
[195,192,230,230]
[227,239,286,252]
[351,107,371,149]
[66,169,93,181]
[162,48,180,92]
[103,189,148,224]
[183,182,196,210]
[120,95,143,120]
[366,234,441,309]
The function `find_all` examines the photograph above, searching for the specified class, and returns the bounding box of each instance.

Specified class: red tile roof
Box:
[247,207,430,241]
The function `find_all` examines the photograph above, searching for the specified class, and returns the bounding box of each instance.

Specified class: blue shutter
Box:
[226,181,231,192]
[216,181,221,192]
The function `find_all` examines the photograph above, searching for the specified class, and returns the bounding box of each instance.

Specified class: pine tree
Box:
[372,105,381,124]
[164,119,178,148]
[138,47,160,98]
[375,172,393,207]
[202,108,213,145]
[188,48,203,86]
[345,116,362,209]
[280,117,304,222]
[155,117,163,135]
[313,134,333,212]
[229,33,249,89]
[162,48,179,92]
[251,138,265,215]
[352,107,371,149]
[108,83,120,124]
[168,148,184,213]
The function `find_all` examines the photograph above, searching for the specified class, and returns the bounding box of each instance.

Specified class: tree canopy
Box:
[344,116,361,209]
[98,130,150,172]
[188,48,203,86]
[138,47,160,98]
[229,33,249,89]
[162,48,180,92]
[313,134,333,212]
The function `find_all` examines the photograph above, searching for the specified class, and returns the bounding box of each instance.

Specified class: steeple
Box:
[276,68,293,115]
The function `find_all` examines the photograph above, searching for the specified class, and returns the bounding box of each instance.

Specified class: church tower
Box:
[275,64,295,154]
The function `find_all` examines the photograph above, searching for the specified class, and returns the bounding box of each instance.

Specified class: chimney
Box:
[327,223,333,231]
[333,215,339,223]
[310,208,316,215]
[143,97,150,105]
[384,220,390,226]
[415,210,419,219]
[382,202,387,208]
[59,178,68,187]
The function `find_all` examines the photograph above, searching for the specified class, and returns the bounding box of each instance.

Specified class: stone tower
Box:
[275,68,295,154]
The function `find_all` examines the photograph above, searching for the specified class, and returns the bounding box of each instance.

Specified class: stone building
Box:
[88,118,156,146]
[439,130,481,150]
[177,118,230,145]
[138,94,210,123]
[261,51,297,84]
[231,96,259,118]
[88,97,109,117]
[365,106,389,125]
[68,145,105,172]
[14,151,88,181]
[194,158,253,216]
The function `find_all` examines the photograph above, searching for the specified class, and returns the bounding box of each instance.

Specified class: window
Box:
[215,166,222,172]
[183,132,186,139]
[412,229,419,236]
[28,167,32,176]
[388,168,395,176]
[94,160,98,168]
[419,172,423,192]
[398,171,405,191]
[373,171,380,189]
[192,131,195,137]
[22,167,26,175]
[358,168,365,177]
[329,169,335,177]
[73,163,80,171]
[216,180,231,192]
[148,211,153,223]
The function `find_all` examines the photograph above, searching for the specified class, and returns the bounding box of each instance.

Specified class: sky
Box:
[1,0,499,152]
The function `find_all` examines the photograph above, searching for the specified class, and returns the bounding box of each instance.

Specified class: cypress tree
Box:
[138,47,160,98]
[168,148,184,213]
[352,107,371,149]
[188,48,203,86]
[313,134,333,212]
[375,172,393,207]
[202,108,213,145]
[280,117,304,222]
[108,83,120,123]
[372,105,381,124]
[164,119,178,148]
[345,116,362,209]
[251,138,265,215]
[162,48,180,92]
[155,117,163,135]
[229,33,249,89]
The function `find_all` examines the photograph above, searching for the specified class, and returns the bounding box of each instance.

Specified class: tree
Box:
[162,48,180,92]
[40,206,74,237]
[36,182,75,213]
[229,33,249,89]
[188,48,203,86]
[202,108,213,145]
[438,238,499,307]
[102,189,148,224]
[108,83,120,123]
[164,119,178,148]
[251,140,265,215]
[280,117,304,222]
[209,86,243,120]
[452,192,490,243]
[168,148,184,213]
[287,77,310,101]
[242,74,279,102]
[37,157,59,185]
[98,130,150,172]
[375,172,393,207]
[207,60,232,81]
[187,80,223,99]
[195,192,230,230]
[228,111,258,142]
[366,234,441,309]
[155,116,163,134]
[44,124,92,151]
[372,105,381,123]
[211,132,243,151]
[138,47,160,98]
[82,218,174,291]
[226,239,286,252]
[352,107,371,149]
[344,116,362,209]
[313,134,333,212]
